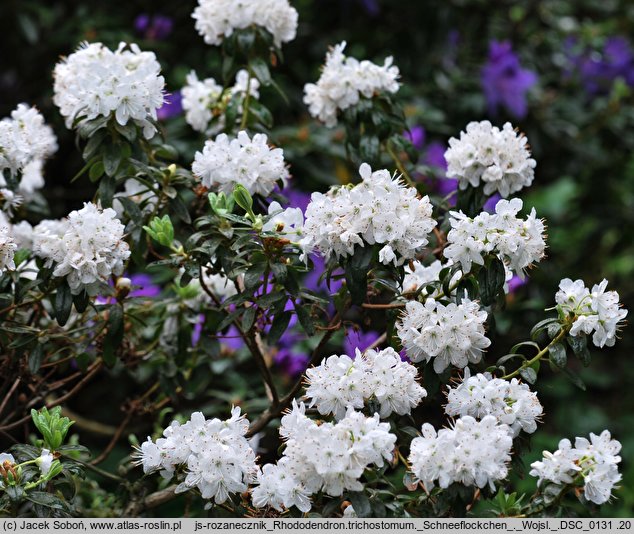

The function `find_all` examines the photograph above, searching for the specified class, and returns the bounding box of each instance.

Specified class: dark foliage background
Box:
[1,0,633,516]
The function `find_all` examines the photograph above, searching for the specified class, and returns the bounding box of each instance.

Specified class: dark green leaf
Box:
[54,281,73,327]
[519,367,537,384]
[103,143,122,177]
[268,311,292,345]
[250,58,271,85]
[548,343,567,368]
[478,256,506,306]
[294,301,314,336]
[348,491,372,518]
[28,344,43,375]
[242,306,257,331]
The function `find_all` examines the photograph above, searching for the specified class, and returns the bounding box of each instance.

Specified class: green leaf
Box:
[249,58,271,85]
[294,301,315,336]
[519,367,537,384]
[28,344,43,375]
[530,318,560,339]
[103,143,122,177]
[98,174,116,208]
[348,491,372,518]
[478,256,506,306]
[103,305,124,367]
[54,280,73,327]
[88,160,105,182]
[548,343,567,368]
[244,263,266,291]
[567,334,591,366]
[27,491,69,511]
[563,368,586,390]
[169,194,192,224]
[342,245,374,305]
[268,311,292,345]
[242,306,257,332]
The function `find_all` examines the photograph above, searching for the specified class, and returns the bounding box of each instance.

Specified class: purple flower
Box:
[274,348,309,377]
[304,254,344,295]
[481,41,537,119]
[404,126,426,150]
[343,329,380,357]
[565,36,634,95]
[507,275,526,294]
[157,91,183,121]
[483,193,502,213]
[129,273,161,298]
[281,186,311,213]
[134,14,173,41]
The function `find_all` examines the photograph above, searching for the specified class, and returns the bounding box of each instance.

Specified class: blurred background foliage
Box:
[1,0,633,517]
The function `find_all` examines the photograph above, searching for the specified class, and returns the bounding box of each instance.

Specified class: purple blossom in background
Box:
[481,41,537,119]
[134,14,173,41]
[443,30,460,69]
[565,36,634,95]
[129,273,161,298]
[344,329,379,358]
[274,348,309,377]
[483,193,502,213]
[281,186,311,213]
[157,91,183,121]
[507,275,527,294]
[404,126,425,150]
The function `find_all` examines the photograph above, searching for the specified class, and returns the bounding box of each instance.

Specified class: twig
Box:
[246,312,342,438]
[91,411,134,465]
[0,378,20,417]
[124,485,177,517]
[0,361,102,432]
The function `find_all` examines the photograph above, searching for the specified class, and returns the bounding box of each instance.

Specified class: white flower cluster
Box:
[555,278,628,348]
[304,42,400,128]
[446,372,543,437]
[0,104,57,179]
[530,430,622,505]
[0,226,17,275]
[53,42,165,139]
[302,163,436,265]
[444,121,536,198]
[192,131,288,196]
[444,198,546,276]
[305,347,426,420]
[32,203,130,295]
[252,402,396,513]
[182,70,260,133]
[409,416,513,491]
[137,408,258,505]
[192,0,298,47]
[397,298,490,373]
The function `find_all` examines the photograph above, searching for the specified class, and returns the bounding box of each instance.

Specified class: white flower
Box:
[53,42,165,139]
[401,259,462,297]
[36,449,55,477]
[136,407,258,505]
[193,0,298,47]
[0,453,15,465]
[444,121,536,197]
[32,203,130,295]
[192,131,288,196]
[530,430,622,505]
[409,415,513,491]
[555,278,628,348]
[302,163,436,265]
[262,201,304,237]
[181,69,259,133]
[0,226,17,275]
[252,403,396,512]
[304,42,400,127]
[446,371,543,437]
[305,347,426,420]
[443,198,546,277]
[0,104,57,177]
[397,298,490,373]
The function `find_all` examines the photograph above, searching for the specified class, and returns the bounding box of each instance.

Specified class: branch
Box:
[246,312,342,438]
[124,485,177,517]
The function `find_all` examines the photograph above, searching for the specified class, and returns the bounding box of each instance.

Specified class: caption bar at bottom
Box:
[1,518,632,534]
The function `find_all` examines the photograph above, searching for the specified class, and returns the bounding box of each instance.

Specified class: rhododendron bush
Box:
[0,0,631,520]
